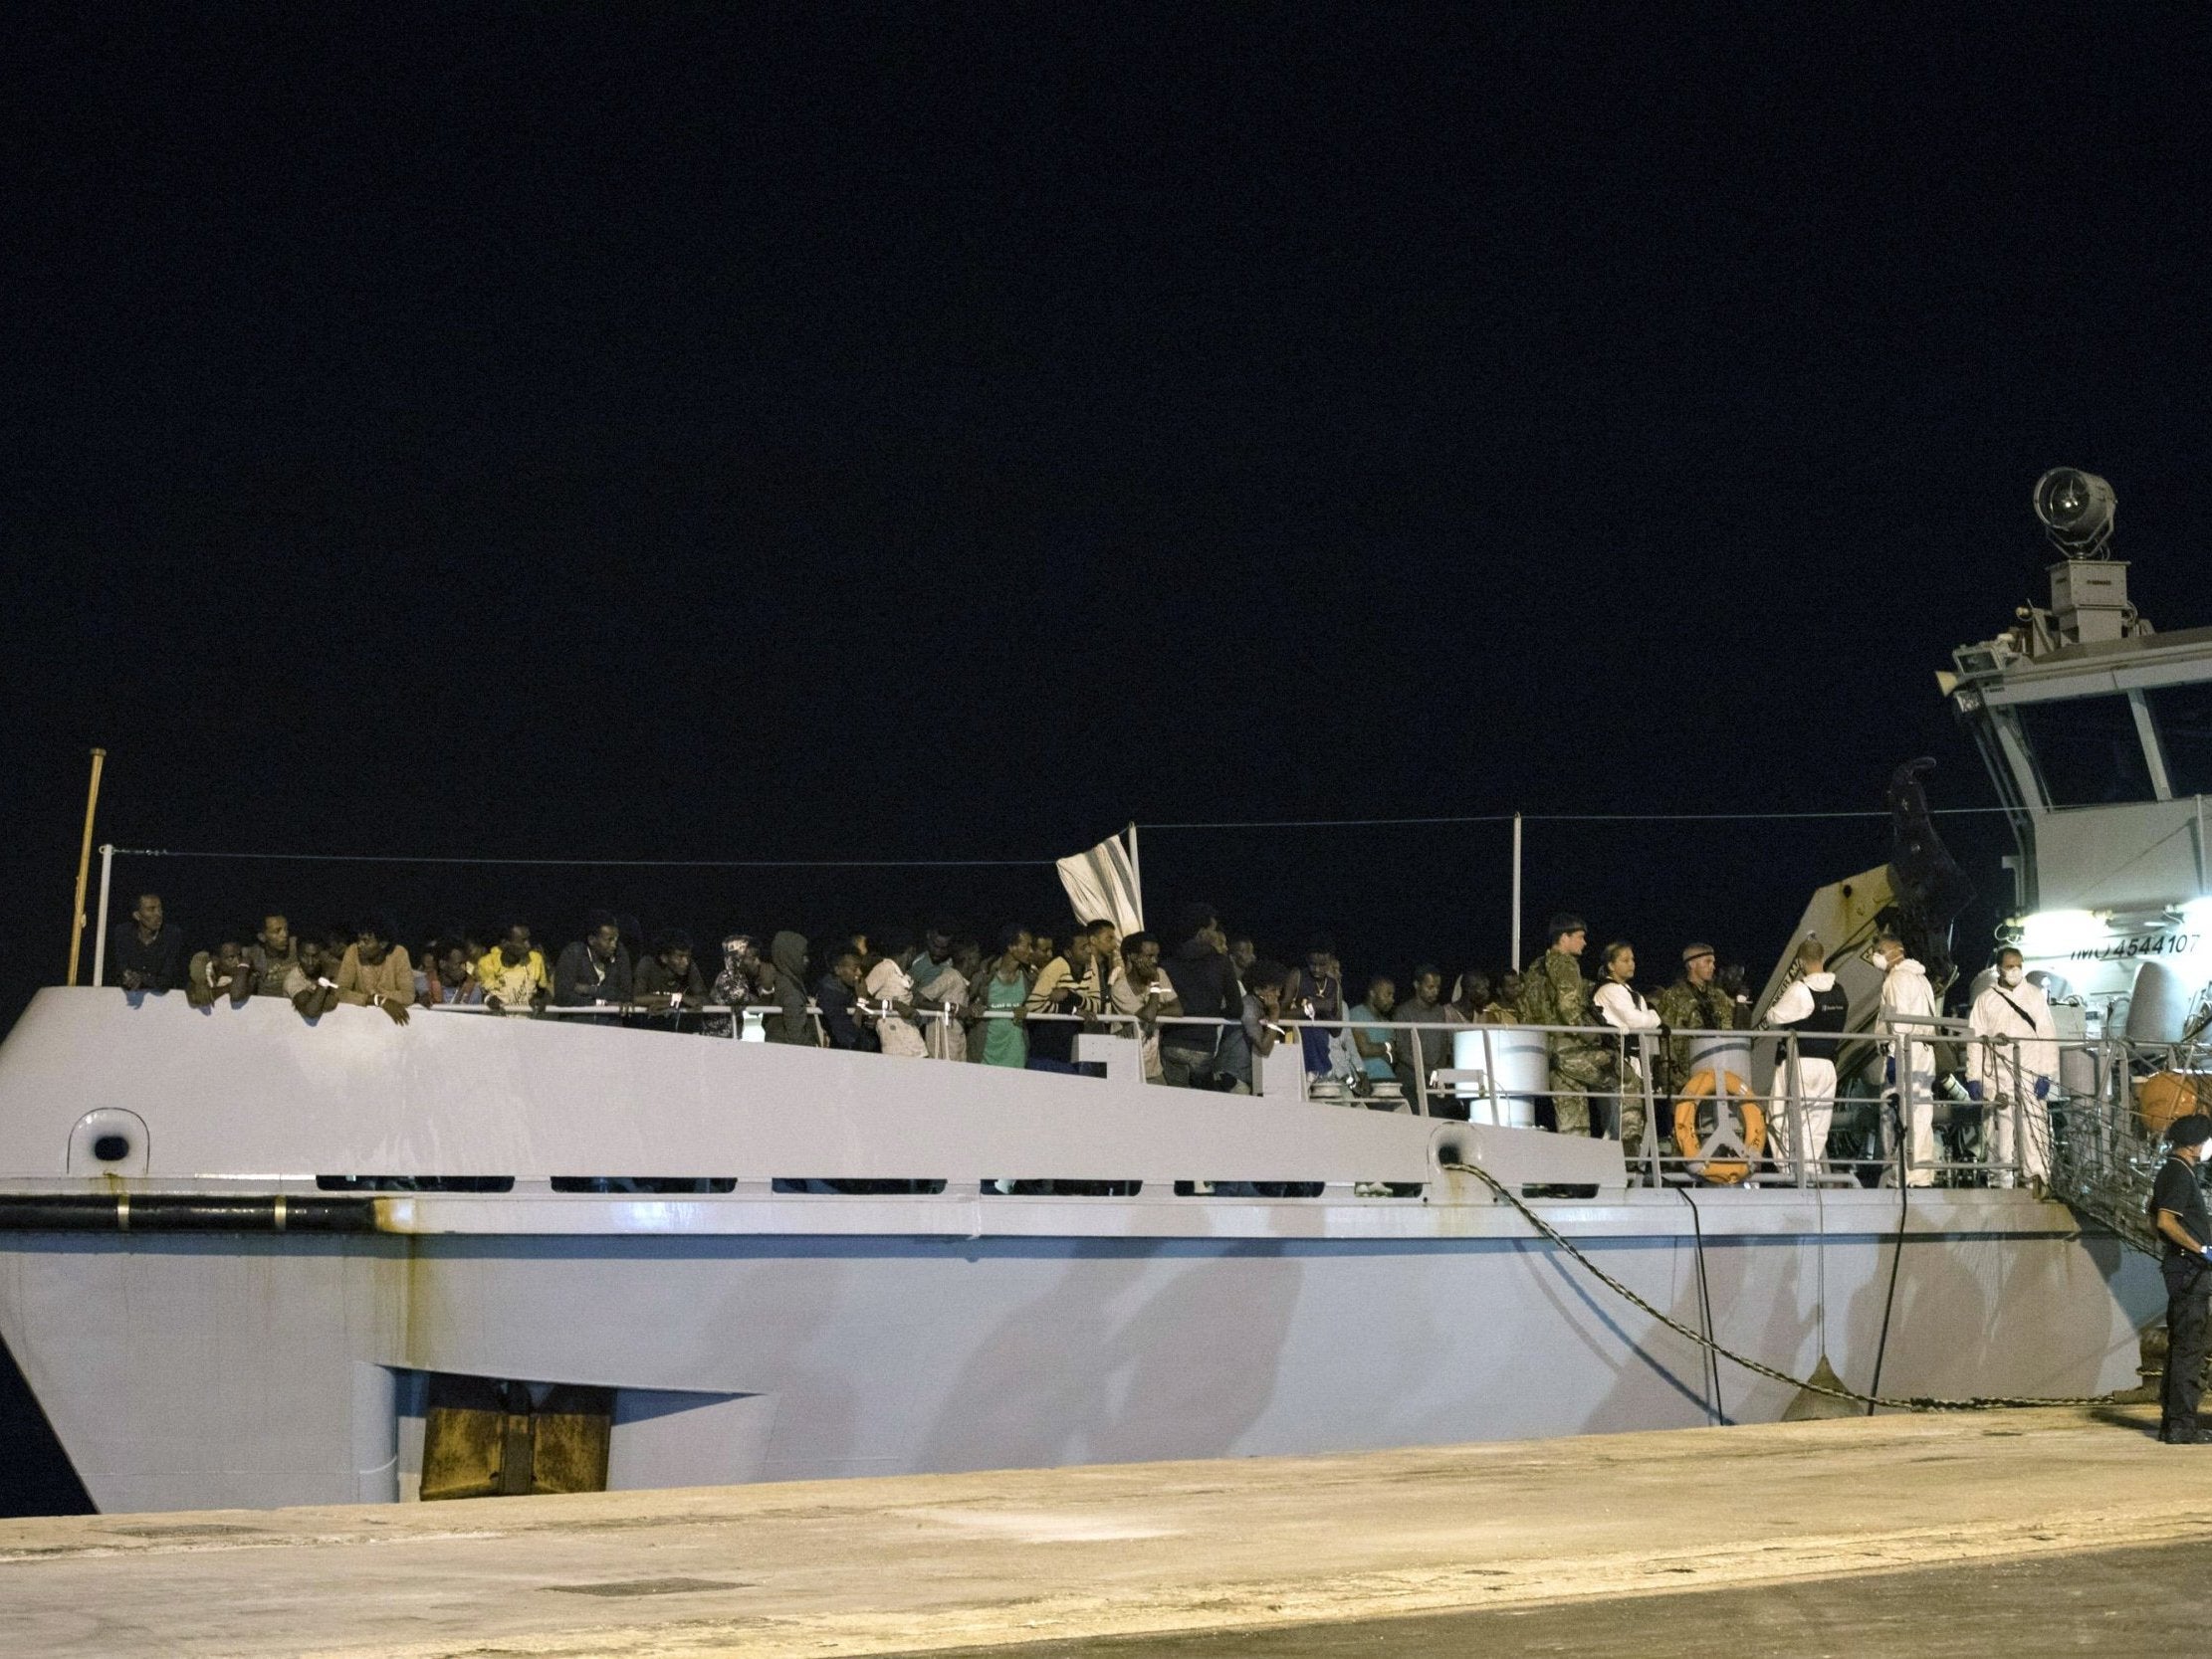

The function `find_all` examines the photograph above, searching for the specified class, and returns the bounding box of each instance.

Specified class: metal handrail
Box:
[414,997,2093,1191]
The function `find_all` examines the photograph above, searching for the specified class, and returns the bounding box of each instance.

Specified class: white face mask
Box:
[2000,966,2024,987]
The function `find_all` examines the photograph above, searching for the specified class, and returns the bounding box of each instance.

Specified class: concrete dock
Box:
[2,1405,2204,1658]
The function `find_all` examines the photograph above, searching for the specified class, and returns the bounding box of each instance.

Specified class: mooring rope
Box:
[1439,1161,2117,1412]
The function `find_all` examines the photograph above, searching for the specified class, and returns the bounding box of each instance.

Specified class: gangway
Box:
[2048,1037,2212,1258]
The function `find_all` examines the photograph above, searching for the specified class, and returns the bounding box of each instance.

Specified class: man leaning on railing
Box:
[553,912,633,1017]
[1160,906,1237,1089]
[478,922,551,1014]
[1107,932,1181,1083]
[334,918,412,1026]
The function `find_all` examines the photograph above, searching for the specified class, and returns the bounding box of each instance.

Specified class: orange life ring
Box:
[1672,1069,1767,1185]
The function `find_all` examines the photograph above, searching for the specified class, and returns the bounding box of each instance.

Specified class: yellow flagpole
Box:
[66,748,107,985]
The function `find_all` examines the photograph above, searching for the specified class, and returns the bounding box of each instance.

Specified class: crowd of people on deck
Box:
[104,889,2062,1186]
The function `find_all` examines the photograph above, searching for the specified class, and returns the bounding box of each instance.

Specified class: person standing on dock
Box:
[2150,1114,2212,1444]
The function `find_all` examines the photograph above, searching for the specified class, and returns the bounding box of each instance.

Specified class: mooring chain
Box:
[1438,1162,2114,1412]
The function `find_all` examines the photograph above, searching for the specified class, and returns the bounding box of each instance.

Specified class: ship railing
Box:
[2038,1030,2212,1252]
[426,999,1177,1064]
[417,997,2153,1197]
[1382,1016,2072,1191]
[424,998,1160,1057]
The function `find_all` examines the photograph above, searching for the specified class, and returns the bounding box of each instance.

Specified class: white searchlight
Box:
[2033,467,2117,558]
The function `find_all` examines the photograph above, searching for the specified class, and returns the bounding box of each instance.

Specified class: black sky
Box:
[5,4,2212,1026]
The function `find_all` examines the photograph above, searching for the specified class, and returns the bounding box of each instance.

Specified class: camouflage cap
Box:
[1681,942,1716,963]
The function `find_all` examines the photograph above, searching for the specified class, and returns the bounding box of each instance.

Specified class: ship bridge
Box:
[1943,490,2212,1025]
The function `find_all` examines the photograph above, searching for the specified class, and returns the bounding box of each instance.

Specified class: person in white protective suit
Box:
[1965,946,2060,1191]
[1763,935,1850,1181]
[1873,927,1940,1186]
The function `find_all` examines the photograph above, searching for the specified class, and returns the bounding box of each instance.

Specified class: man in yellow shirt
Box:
[477,921,552,1014]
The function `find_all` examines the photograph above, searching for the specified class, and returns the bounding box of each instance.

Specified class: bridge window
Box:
[2146,683,2212,799]
[2014,695,2154,806]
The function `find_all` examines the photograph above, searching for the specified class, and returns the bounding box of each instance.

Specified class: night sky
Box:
[6,6,2212,1027]
[4,0,2212,1523]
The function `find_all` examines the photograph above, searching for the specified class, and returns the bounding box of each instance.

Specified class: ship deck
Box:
[1,1403,2201,1658]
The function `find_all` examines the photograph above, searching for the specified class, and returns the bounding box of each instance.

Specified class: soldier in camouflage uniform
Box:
[1515,913,1613,1137]
[1654,942,1738,1099]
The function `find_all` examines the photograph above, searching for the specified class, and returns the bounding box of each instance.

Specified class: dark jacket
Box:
[634,956,707,1000]
[815,972,879,1052]
[109,923,186,991]
[1160,938,1238,1056]
[767,932,813,1044]
[553,940,635,1006]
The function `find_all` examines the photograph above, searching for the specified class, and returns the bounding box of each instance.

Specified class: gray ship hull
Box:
[0,991,2160,1513]
[0,1196,2154,1513]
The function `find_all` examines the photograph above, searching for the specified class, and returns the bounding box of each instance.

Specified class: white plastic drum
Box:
[1453,1027,1543,1129]
[1682,1032,1751,1088]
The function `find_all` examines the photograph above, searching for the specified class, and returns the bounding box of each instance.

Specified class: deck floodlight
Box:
[2033,468,2116,558]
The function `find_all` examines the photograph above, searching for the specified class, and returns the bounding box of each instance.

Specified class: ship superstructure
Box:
[1944,471,2212,1036]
